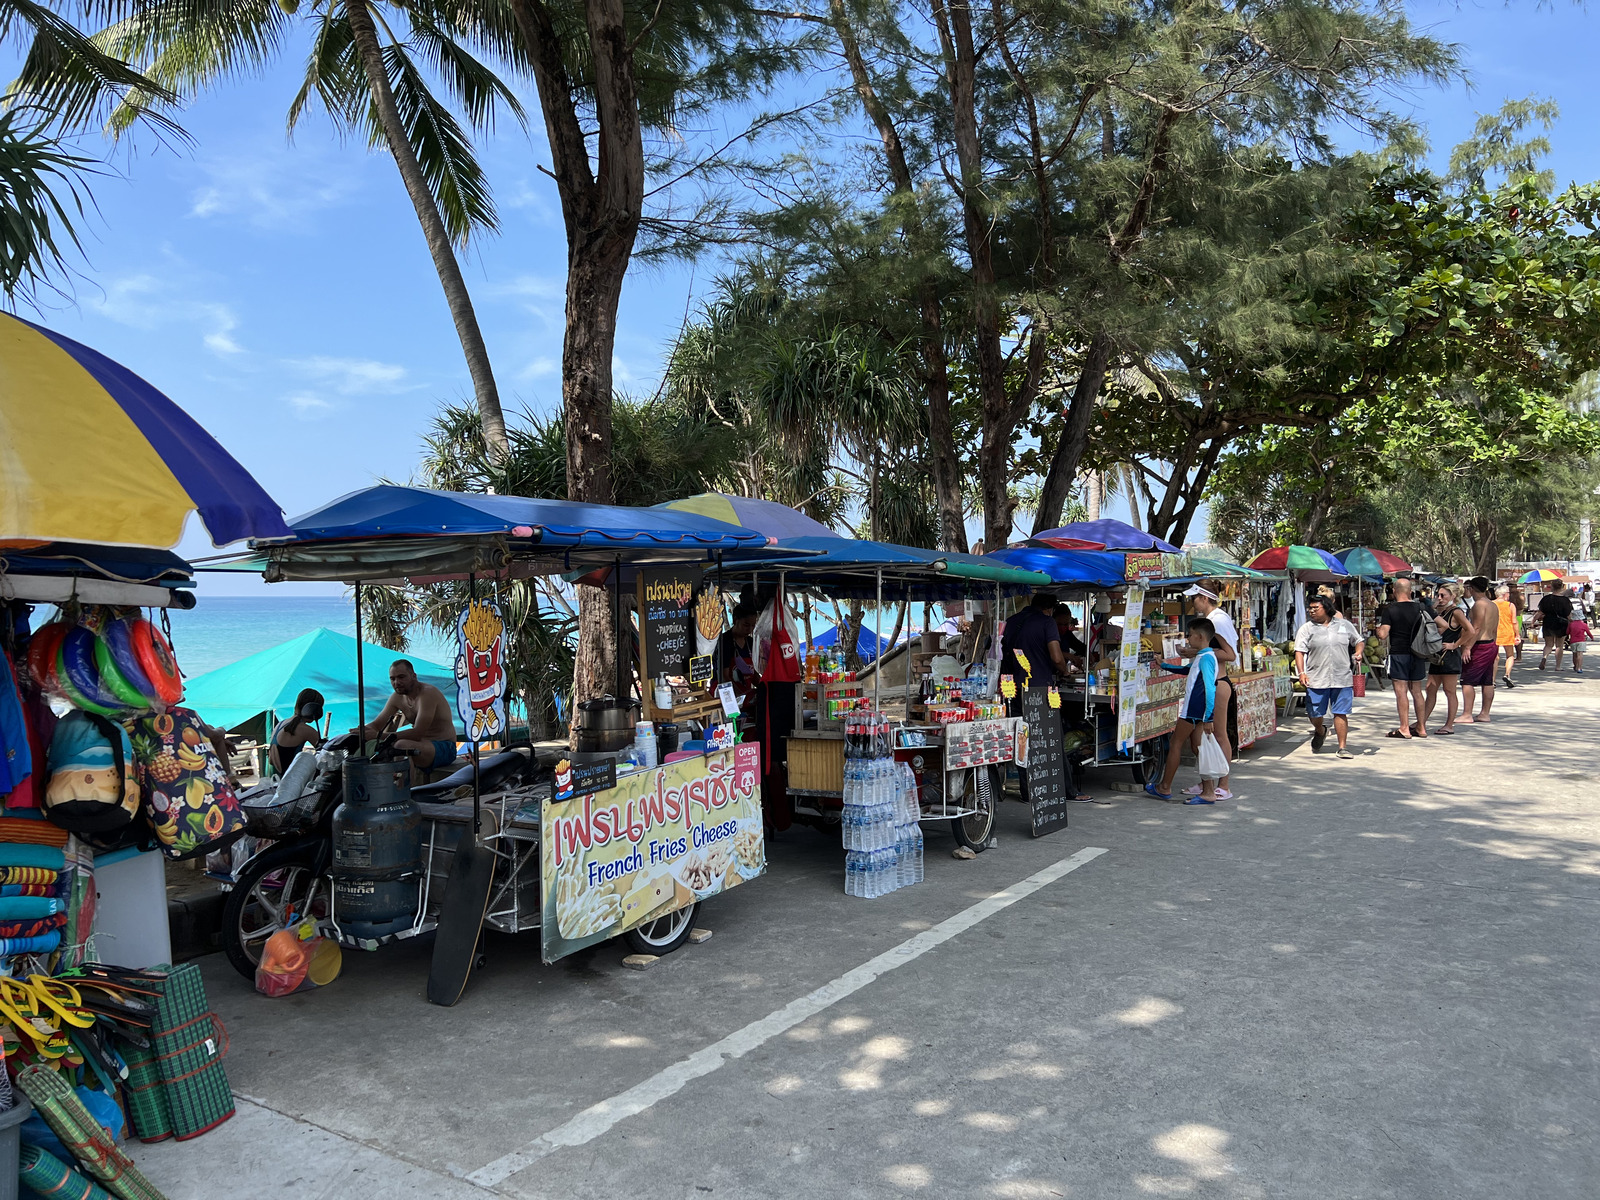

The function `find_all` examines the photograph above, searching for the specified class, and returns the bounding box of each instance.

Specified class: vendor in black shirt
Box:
[1001,593,1075,685]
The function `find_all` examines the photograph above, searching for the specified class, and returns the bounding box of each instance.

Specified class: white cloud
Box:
[189,146,364,231]
[90,274,243,357]
[488,274,562,300]
[286,355,409,395]
[518,356,557,381]
[287,393,333,419]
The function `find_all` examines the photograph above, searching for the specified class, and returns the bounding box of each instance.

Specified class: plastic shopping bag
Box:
[1196,732,1229,781]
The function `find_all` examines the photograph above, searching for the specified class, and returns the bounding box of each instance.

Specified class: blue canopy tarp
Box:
[985,545,1128,588]
[728,537,1051,600]
[181,626,461,735]
[256,485,810,582]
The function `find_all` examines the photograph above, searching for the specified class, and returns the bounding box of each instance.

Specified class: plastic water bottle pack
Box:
[841,727,923,897]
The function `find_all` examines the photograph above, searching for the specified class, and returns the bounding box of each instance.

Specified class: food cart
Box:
[242,485,806,996]
[984,544,1192,785]
[713,538,1051,850]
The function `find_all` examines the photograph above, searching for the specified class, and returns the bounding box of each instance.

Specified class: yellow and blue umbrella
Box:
[0,313,291,549]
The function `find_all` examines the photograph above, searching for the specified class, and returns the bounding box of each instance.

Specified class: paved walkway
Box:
[132,666,1599,1199]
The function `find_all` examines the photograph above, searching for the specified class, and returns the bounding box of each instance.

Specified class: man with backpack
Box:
[1377,578,1435,740]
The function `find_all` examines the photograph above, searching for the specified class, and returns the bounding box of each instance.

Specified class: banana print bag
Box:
[128,708,247,860]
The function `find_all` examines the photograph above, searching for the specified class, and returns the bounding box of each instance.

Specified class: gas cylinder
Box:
[331,758,422,938]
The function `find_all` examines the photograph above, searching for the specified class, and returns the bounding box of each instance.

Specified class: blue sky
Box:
[22,0,1600,591]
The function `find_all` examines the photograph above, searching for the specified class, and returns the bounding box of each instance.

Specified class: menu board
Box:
[639,567,697,681]
[541,744,764,963]
[1016,687,1069,838]
[1234,672,1278,746]
[1116,586,1146,751]
[944,718,1018,770]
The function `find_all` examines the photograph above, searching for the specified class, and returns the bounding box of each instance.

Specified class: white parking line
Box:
[467,845,1109,1188]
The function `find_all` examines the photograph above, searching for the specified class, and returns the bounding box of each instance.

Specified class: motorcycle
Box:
[219,735,539,980]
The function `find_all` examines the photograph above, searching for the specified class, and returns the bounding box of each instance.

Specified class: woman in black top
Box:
[1538,584,1574,670]
[1422,584,1469,735]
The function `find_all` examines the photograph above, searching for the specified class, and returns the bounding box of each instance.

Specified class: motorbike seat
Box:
[410,749,531,800]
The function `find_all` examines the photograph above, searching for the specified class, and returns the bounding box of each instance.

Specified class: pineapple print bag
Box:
[129,708,248,860]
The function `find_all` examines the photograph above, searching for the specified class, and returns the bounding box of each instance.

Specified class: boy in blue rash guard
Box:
[1145,618,1229,804]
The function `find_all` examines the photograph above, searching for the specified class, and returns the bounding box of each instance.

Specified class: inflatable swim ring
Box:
[102,618,158,701]
[53,644,120,717]
[129,618,182,705]
[60,626,125,714]
[26,624,68,692]
[94,632,152,710]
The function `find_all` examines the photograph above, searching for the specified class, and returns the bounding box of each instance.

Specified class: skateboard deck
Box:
[427,812,498,1007]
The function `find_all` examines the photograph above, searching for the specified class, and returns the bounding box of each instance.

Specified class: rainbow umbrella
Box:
[1334,547,1413,578]
[1519,568,1564,583]
[1247,545,1348,575]
[0,313,291,548]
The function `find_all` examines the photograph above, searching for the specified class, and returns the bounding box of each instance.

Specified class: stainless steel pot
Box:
[575,696,640,754]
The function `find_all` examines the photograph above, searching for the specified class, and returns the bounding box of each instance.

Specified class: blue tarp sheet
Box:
[984,546,1128,587]
[1030,519,1180,553]
[280,485,773,551]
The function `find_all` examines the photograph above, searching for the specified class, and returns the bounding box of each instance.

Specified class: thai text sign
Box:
[1124,552,1163,582]
[540,744,764,962]
[1116,586,1146,751]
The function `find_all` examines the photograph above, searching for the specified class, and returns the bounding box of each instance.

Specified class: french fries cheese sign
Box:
[540,744,765,962]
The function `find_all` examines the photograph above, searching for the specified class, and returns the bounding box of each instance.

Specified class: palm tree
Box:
[91,0,517,458]
[0,107,98,303]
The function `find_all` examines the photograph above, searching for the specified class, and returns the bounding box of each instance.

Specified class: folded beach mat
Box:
[20,1143,116,1200]
[15,1066,168,1200]
[148,964,233,1140]
[0,868,59,887]
[0,818,69,847]
[0,897,63,919]
[118,1042,172,1143]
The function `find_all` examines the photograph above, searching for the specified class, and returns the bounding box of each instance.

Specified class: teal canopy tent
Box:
[180,627,460,737]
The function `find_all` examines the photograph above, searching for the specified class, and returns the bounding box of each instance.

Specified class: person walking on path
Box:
[1509,583,1528,664]
[1422,583,1470,735]
[1537,581,1574,671]
[1567,612,1590,673]
[1494,584,1519,688]
[1294,594,1361,757]
[1378,578,1433,739]
[1146,618,1225,804]
[1461,577,1500,722]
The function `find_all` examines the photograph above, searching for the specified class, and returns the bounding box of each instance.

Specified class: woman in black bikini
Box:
[269,688,325,774]
[1422,584,1468,735]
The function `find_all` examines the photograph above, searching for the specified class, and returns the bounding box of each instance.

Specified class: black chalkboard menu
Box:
[639,566,697,681]
[1016,687,1069,837]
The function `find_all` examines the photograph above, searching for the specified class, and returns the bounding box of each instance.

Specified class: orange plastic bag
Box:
[255,920,340,997]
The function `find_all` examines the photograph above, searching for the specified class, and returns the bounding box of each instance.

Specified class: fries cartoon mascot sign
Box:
[455,599,508,742]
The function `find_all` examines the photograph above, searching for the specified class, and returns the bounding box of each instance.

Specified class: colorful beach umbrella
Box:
[1334,547,1413,578]
[1518,568,1564,583]
[1246,545,1349,575]
[1030,519,1179,553]
[0,313,291,549]
[656,493,836,540]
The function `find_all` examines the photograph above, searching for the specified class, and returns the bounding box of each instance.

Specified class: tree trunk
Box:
[343,0,508,461]
[1033,331,1115,532]
[509,0,645,702]
[1085,471,1101,521]
[825,0,965,551]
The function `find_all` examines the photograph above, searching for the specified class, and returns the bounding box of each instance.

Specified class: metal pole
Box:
[469,574,481,837]
[354,580,365,746]
[874,568,882,713]
[614,556,625,700]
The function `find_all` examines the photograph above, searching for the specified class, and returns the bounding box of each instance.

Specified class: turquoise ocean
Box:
[160,596,458,680]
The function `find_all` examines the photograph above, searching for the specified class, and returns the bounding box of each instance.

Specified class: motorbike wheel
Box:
[952,765,997,851]
[1129,734,1169,787]
[623,902,699,955]
[221,840,327,981]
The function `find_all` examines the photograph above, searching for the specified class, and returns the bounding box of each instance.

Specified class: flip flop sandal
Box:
[26,976,95,1030]
[0,978,68,1059]
[1183,796,1216,805]
[1436,727,1456,735]
[1385,729,1410,739]
[1143,782,1173,801]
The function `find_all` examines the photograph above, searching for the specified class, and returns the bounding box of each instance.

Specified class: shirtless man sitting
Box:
[352,660,459,778]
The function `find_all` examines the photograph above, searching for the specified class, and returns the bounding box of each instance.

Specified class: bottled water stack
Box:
[841,713,922,898]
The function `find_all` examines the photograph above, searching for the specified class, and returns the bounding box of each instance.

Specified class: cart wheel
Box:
[1129,735,1169,787]
[623,902,698,955]
[952,766,997,851]
[475,953,488,971]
